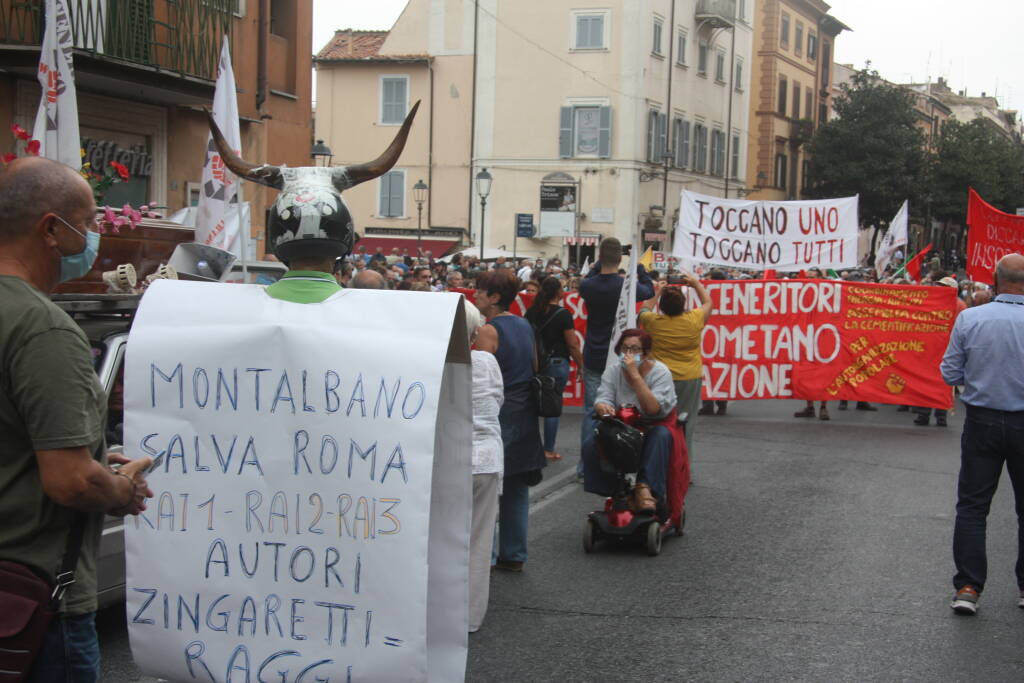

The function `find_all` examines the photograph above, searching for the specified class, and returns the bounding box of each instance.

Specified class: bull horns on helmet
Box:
[205,110,284,189]
[335,100,421,190]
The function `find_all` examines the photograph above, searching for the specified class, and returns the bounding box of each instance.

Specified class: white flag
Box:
[875,200,909,276]
[579,256,591,277]
[195,37,244,256]
[32,0,80,169]
[605,265,638,370]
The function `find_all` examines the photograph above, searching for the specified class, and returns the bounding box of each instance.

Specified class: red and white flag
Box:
[32,0,81,168]
[195,37,246,256]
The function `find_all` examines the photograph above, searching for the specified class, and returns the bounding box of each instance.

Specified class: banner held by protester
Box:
[966,188,1024,285]
[125,281,472,682]
[673,190,859,271]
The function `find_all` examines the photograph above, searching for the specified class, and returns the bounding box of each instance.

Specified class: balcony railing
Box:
[0,0,232,82]
[695,0,736,29]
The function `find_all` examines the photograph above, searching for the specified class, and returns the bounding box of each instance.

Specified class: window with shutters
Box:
[380,76,408,125]
[821,43,831,87]
[710,130,726,176]
[731,134,740,178]
[676,30,687,65]
[697,41,708,75]
[559,105,613,158]
[573,11,608,50]
[735,58,744,91]
[673,118,691,168]
[806,91,814,122]
[807,32,817,60]
[778,76,788,116]
[378,170,405,217]
[795,23,803,56]
[652,17,663,55]
[792,83,801,119]
[780,13,790,48]
[775,153,787,190]
[646,110,667,163]
[715,50,726,83]
[738,0,746,22]
[693,123,708,172]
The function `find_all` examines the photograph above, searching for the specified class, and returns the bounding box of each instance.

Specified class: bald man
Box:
[350,268,388,289]
[0,157,154,681]
[941,253,1024,615]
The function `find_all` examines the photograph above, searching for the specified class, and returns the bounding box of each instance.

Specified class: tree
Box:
[930,117,1024,222]
[805,68,929,260]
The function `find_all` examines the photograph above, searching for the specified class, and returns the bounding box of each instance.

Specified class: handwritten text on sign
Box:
[125,283,468,682]
[698,280,956,408]
[674,190,859,271]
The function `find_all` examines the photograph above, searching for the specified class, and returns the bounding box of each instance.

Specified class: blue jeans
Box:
[582,424,672,501]
[28,612,100,683]
[952,405,1024,593]
[578,367,604,476]
[542,357,571,452]
[497,472,531,563]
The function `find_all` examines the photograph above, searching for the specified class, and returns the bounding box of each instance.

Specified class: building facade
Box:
[315,0,754,263]
[0,0,314,259]
[745,0,846,201]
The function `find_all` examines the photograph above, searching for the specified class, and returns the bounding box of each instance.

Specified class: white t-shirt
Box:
[517,265,534,281]
[471,350,504,476]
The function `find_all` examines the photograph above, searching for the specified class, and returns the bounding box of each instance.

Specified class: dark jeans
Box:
[542,357,571,451]
[578,367,604,476]
[952,405,1024,593]
[28,612,100,683]
[582,424,672,501]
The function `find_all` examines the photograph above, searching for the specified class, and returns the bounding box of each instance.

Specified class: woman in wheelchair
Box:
[583,328,682,516]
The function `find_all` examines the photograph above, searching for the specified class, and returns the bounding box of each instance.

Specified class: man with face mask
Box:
[0,157,154,681]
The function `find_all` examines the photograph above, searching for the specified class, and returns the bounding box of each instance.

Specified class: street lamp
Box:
[413,178,428,257]
[310,139,333,167]
[476,167,492,260]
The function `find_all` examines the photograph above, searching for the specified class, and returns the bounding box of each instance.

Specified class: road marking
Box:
[529,467,579,514]
[102,523,124,536]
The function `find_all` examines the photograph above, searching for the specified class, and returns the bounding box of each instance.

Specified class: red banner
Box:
[966,188,1024,285]
[699,280,956,408]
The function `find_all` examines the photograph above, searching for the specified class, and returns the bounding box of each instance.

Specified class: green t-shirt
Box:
[0,275,106,615]
[265,270,342,303]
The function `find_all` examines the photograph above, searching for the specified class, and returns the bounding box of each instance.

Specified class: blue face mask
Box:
[53,216,100,283]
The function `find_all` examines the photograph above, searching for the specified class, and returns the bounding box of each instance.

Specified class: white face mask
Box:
[620,352,642,363]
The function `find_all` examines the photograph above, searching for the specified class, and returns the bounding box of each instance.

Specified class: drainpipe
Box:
[469,0,480,247]
[257,0,269,114]
[723,16,736,198]
[661,0,676,215]
[428,58,435,228]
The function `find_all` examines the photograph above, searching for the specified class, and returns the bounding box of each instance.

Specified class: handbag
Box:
[529,308,564,418]
[531,373,562,418]
[0,515,85,682]
[594,416,645,474]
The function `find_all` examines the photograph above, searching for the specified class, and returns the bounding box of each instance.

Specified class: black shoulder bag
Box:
[530,307,564,418]
[0,514,86,681]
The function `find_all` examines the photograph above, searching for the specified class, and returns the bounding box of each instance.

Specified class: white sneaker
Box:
[1018,591,1024,609]
[950,586,979,615]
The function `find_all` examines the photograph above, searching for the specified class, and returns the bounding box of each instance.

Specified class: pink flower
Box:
[10,123,30,141]
[140,205,149,212]
[24,140,40,156]
[103,206,116,225]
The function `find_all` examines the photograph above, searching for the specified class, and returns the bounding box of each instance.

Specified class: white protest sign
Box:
[673,190,859,271]
[605,262,637,369]
[874,200,908,276]
[125,281,471,682]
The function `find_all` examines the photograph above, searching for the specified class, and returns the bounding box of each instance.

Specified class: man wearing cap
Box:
[913,275,966,426]
[942,253,1024,615]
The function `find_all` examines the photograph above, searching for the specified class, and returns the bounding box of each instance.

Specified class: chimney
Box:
[347,29,354,56]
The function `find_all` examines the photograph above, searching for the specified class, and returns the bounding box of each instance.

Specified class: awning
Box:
[564,235,600,246]
[354,236,461,257]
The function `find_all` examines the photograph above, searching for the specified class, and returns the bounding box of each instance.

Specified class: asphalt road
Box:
[99,399,1024,681]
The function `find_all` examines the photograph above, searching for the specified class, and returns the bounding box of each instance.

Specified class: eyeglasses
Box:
[621,345,643,353]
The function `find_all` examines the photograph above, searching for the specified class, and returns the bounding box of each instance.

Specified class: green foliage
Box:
[931,118,1024,221]
[805,68,928,229]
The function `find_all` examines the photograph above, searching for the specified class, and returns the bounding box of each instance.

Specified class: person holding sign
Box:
[639,275,713,455]
[0,158,154,682]
[474,269,546,572]
[585,329,679,514]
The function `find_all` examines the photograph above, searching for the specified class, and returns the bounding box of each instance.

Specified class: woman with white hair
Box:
[464,299,504,632]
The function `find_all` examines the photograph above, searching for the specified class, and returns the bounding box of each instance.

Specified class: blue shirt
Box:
[578,266,655,372]
[940,293,1024,411]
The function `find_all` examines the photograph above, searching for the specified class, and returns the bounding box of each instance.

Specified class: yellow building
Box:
[315,0,755,264]
[745,0,847,200]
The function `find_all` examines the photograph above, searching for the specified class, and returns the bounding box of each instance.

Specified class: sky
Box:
[312,0,1024,115]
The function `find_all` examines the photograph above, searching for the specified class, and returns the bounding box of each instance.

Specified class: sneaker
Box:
[1018,590,1024,609]
[914,415,930,426]
[818,407,830,421]
[493,559,524,573]
[794,406,816,418]
[951,585,979,615]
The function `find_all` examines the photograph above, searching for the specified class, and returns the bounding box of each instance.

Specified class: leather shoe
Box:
[913,415,929,426]
[856,402,878,411]
[632,483,657,514]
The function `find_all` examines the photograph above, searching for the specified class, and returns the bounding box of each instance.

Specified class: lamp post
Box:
[476,167,492,260]
[413,179,428,257]
[310,139,333,166]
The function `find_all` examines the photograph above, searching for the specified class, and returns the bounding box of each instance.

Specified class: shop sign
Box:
[82,137,153,177]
